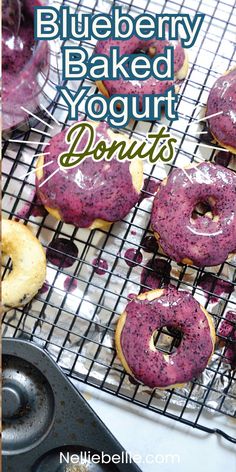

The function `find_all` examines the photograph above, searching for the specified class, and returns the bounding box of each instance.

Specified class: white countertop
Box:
[75,382,236,472]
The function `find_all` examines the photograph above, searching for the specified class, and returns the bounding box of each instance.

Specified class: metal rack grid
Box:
[2,0,236,444]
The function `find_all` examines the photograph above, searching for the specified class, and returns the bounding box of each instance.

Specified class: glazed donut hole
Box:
[133,45,159,57]
[150,326,183,355]
[190,197,218,222]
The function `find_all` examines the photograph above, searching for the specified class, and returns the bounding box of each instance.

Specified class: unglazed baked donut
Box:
[2,219,46,312]
[36,121,143,229]
[95,37,188,104]
[116,286,215,389]
[151,162,236,267]
[206,67,236,154]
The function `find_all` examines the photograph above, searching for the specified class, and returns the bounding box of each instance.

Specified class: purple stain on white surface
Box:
[141,235,159,253]
[140,258,171,292]
[47,238,78,268]
[39,281,49,295]
[139,178,160,202]
[198,274,234,303]
[124,248,143,267]
[64,276,78,293]
[92,258,108,275]
[131,230,137,236]
[16,192,47,221]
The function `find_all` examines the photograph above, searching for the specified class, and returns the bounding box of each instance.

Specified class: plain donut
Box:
[2,219,46,312]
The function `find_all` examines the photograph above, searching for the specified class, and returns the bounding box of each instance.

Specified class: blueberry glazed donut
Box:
[116,286,215,389]
[36,121,143,229]
[151,161,236,267]
[206,67,236,154]
[2,219,46,312]
[95,36,188,105]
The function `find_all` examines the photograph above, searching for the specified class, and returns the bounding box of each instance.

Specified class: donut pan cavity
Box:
[2,339,141,472]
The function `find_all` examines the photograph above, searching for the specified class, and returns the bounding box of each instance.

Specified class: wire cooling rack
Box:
[2,0,236,444]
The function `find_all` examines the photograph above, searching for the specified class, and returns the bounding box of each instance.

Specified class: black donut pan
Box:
[2,338,141,472]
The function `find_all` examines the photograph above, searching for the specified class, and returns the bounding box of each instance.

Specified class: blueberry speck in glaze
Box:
[46,238,78,268]
[92,258,108,275]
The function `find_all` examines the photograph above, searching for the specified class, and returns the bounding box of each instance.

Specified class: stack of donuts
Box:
[3,33,236,391]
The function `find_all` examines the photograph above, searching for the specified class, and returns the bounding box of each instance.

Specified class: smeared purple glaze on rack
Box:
[124,248,143,267]
[140,258,171,292]
[92,258,108,275]
[46,238,78,268]
[139,178,160,202]
[198,274,234,303]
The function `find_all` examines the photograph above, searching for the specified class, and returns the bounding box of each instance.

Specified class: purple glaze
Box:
[198,274,234,303]
[218,311,236,339]
[141,235,159,253]
[127,293,138,300]
[64,276,78,293]
[36,121,140,228]
[2,0,49,130]
[139,178,160,202]
[95,36,185,107]
[16,192,47,220]
[39,281,49,295]
[207,68,236,150]
[140,258,171,292]
[92,258,108,275]
[46,238,78,268]
[124,248,143,267]
[120,286,214,388]
[151,162,236,267]
[218,311,236,369]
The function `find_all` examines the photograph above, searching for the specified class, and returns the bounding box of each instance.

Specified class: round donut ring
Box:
[116,287,215,389]
[206,67,236,154]
[151,161,236,267]
[95,36,189,102]
[2,219,46,312]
